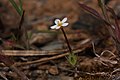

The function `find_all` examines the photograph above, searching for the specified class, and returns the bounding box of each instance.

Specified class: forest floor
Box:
[0,0,120,80]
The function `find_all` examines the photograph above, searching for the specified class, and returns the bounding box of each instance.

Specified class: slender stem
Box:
[18,10,30,49]
[25,30,30,50]
[98,0,110,23]
[15,10,25,41]
[19,10,25,29]
[61,28,72,54]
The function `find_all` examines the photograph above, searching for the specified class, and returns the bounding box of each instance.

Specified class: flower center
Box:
[57,21,62,27]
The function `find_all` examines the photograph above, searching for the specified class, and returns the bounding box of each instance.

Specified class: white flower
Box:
[50,17,69,29]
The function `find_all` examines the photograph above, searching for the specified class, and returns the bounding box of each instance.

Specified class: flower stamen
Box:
[57,21,62,27]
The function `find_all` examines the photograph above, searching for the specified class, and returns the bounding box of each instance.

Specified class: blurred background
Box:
[0,0,120,80]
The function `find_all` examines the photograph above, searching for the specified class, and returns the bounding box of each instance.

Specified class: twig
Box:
[92,41,118,66]
[111,68,120,75]
[92,41,100,57]
[59,66,110,76]
[1,50,66,56]
[14,48,85,67]
[100,50,116,58]
[109,68,120,79]
[0,72,8,80]
[10,65,29,80]
[0,50,29,80]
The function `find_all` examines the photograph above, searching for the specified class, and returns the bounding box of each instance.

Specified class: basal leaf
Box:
[9,0,23,16]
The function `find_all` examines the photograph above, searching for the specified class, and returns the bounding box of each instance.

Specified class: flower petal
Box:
[55,19,60,25]
[50,25,57,29]
[55,26,60,29]
[62,23,69,26]
[62,17,67,23]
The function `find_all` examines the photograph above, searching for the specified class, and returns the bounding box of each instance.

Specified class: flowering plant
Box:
[51,17,77,66]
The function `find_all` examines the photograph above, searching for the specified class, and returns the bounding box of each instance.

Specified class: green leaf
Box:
[68,53,77,66]
[19,0,23,14]
[8,0,23,16]
[19,0,23,10]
